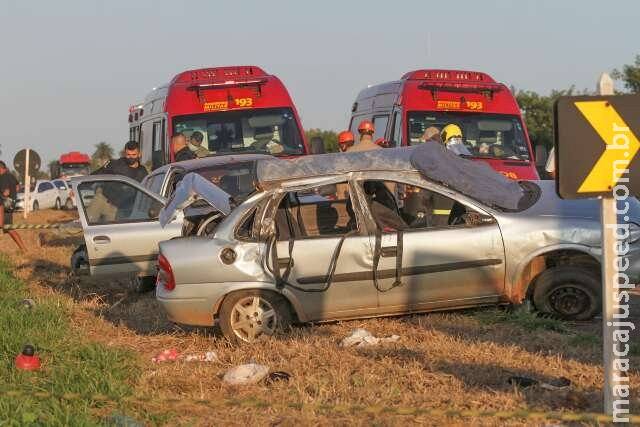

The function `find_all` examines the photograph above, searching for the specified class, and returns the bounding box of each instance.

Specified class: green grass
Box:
[0,256,143,426]
[473,307,569,333]
[567,332,601,347]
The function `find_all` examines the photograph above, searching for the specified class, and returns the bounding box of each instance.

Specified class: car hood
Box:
[159,172,232,227]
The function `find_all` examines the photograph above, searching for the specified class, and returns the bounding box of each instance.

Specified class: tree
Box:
[612,54,640,93]
[305,129,339,153]
[514,87,575,151]
[91,141,114,170]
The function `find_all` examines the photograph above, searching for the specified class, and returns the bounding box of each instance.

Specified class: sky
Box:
[0,0,637,165]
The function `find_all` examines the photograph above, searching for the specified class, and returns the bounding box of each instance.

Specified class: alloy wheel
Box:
[229,296,278,343]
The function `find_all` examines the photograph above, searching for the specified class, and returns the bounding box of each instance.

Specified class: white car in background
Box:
[16,180,63,211]
[52,179,76,210]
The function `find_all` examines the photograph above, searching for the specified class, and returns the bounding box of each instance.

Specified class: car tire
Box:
[70,245,89,276]
[133,276,156,294]
[64,198,74,210]
[54,198,61,210]
[218,290,292,344]
[32,200,39,211]
[532,266,601,320]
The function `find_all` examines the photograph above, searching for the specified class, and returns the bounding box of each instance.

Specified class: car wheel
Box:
[70,245,89,276]
[218,290,292,344]
[532,266,600,320]
[64,198,74,210]
[32,200,39,211]
[133,276,156,294]
[54,198,61,210]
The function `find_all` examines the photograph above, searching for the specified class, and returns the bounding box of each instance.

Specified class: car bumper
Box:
[156,281,272,327]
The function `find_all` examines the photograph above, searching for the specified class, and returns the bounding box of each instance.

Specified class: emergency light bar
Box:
[403,69,496,83]
[186,78,268,91]
[418,81,503,93]
[173,66,268,84]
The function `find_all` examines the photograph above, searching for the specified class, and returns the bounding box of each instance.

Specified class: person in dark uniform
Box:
[0,161,26,252]
[89,141,148,221]
[173,133,196,162]
[93,140,148,182]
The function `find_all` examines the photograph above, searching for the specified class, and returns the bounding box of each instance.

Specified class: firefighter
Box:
[337,131,355,152]
[440,124,471,155]
[347,120,381,152]
[173,133,196,162]
[422,126,441,144]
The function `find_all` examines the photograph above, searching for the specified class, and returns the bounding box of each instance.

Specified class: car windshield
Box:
[173,108,305,157]
[407,112,531,161]
[60,164,90,176]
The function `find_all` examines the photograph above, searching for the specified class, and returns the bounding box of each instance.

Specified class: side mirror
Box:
[534,145,548,167]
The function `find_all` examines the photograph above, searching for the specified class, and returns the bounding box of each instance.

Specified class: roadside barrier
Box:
[2,222,80,230]
[0,388,638,422]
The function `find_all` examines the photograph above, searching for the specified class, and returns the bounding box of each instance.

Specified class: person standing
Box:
[337,131,355,152]
[173,133,196,162]
[93,140,148,182]
[0,161,26,252]
[189,131,209,158]
[347,120,382,152]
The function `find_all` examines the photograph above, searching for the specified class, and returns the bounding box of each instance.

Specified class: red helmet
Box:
[338,130,355,145]
[374,137,387,147]
[357,120,375,135]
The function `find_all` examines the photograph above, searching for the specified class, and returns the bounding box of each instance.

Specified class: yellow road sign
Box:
[554,95,640,199]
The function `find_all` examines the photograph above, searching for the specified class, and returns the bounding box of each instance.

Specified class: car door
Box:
[37,182,55,208]
[358,176,506,313]
[72,175,183,276]
[272,181,377,321]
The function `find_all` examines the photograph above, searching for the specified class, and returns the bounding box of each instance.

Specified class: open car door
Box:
[72,175,183,276]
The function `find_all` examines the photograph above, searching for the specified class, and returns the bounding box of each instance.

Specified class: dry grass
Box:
[2,209,639,425]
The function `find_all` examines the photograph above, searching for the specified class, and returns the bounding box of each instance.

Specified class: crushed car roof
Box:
[257,143,524,210]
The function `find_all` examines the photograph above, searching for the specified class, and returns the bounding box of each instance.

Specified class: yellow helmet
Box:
[441,124,463,142]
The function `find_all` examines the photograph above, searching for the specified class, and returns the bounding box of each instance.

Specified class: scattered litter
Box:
[15,344,41,371]
[106,413,143,427]
[183,351,218,362]
[541,377,571,390]
[507,376,538,388]
[339,328,401,347]
[264,371,291,385]
[151,348,179,363]
[21,299,36,310]
[223,363,269,385]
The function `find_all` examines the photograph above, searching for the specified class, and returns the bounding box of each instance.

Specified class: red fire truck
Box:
[349,69,539,180]
[129,65,308,170]
[50,152,91,179]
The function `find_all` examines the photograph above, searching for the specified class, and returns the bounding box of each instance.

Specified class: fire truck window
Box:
[407,112,530,160]
[372,116,388,141]
[391,112,403,147]
[173,108,304,156]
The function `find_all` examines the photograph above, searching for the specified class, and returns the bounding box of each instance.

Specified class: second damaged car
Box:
[154,143,640,344]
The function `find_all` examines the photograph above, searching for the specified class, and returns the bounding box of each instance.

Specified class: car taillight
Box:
[157,254,175,291]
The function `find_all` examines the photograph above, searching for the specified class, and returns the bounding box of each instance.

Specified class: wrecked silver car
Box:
[70,154,271,291]
[154,144,640,343]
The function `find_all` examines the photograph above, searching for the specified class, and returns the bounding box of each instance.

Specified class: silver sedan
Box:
[153,148,640,344]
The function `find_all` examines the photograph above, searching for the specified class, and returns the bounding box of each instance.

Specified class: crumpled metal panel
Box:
[159,172,231,227]
[410,142,524,210]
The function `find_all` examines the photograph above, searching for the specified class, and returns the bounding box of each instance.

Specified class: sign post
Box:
[13,148,41,220]
[554,75,638,419]
[597,73,616,414]
[23,149,30,218]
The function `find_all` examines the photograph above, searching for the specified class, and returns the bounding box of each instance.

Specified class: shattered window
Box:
[78,181,163,225]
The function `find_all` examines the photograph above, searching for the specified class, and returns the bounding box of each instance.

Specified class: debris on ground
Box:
[183,351,218,362]
[152,349,218,363]
[15,344,41,371]
[264,371,291,385]
[540,376,571,390]
[106,413,144,427]
[21,298,36,310]
[339,328,401,347]
[151,348,179,363]
[223,363,269,385]
[507,376,538,388]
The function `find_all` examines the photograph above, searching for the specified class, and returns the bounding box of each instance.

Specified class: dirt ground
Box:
[2,209,639,425]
